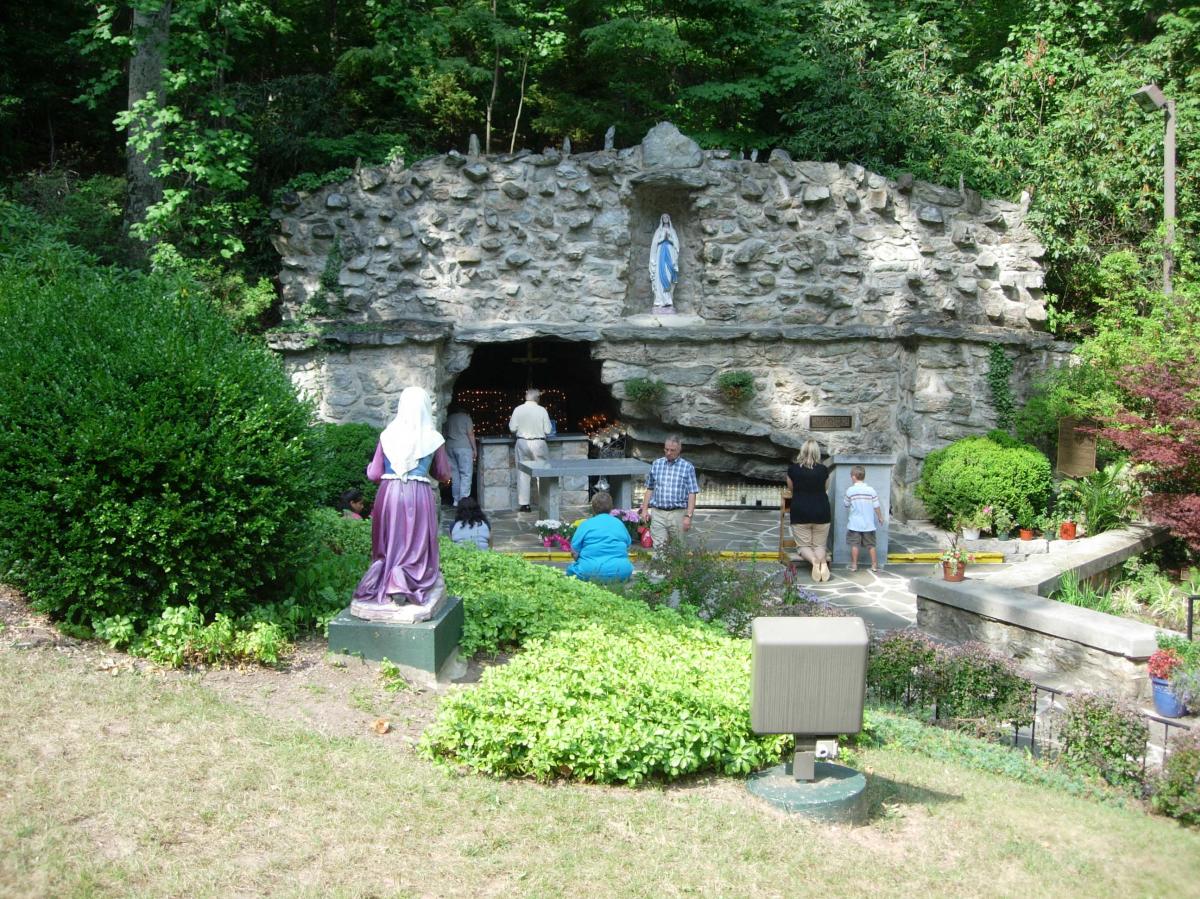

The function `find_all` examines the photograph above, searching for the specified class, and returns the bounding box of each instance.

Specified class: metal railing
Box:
[1013,682,1192,776]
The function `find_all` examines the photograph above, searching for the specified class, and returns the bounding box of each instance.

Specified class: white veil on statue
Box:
[649,213,679,313]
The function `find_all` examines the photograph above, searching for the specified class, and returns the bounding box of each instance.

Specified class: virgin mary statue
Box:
[649,213,679,313]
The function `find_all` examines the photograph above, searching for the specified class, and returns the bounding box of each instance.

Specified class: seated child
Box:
[338,488,366,520]
[449,497,491,550]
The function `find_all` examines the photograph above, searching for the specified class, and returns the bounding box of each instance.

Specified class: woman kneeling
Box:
[566,491,633,583]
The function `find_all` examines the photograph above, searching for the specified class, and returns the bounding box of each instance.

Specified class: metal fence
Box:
[1014,682,1193,776]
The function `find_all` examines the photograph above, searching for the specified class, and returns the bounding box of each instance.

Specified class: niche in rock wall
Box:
[449,339,619,437]
[623,184,702,316]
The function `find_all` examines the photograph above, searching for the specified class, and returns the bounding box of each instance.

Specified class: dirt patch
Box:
[0,584,485,748]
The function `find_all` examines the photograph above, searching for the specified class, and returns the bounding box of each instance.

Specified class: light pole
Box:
[1132,83,1176,296]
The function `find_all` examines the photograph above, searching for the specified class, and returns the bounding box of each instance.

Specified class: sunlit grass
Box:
[1,648,1197,898]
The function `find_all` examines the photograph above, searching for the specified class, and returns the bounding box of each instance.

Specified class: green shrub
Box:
[439,539,699,657]
[939,643,1032,730]
[1152,727,1200,826]
[868,630,939,706]
[309,421,380,509]
[868,632,1032,730]
[420,624,790,784]
[987,345,1015,432]
[622,542,841,637]
[7,171,134,266]
[624,377,666,405]
[278,508,372,627]
[0,209,317,630]
[916,435,1053,528]
[1057,461,1140,537]
[1058,692,1148,789]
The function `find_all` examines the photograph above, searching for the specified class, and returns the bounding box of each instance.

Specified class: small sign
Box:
[1057,417,1097,477]
[810,414,853,431]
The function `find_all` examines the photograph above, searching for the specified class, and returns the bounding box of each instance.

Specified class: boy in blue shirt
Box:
[844,465,884,571]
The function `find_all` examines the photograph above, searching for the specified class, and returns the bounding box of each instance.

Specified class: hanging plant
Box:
[716,370,756,403]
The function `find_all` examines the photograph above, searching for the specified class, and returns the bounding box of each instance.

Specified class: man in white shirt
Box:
[508,388,552,512]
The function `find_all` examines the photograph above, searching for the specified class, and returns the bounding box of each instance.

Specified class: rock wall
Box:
[268,123,1071,516]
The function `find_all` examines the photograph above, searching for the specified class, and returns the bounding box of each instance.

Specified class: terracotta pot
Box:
[1059,521,1077,540]
[1018,528,1034,541]
[942,562,967,582]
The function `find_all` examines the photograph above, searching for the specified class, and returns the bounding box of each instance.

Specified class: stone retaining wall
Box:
[915,526,1173,699]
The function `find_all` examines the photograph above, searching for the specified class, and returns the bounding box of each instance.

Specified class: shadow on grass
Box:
[861,772,963,821]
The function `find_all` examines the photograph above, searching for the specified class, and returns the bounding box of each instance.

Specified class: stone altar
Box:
[517,457,651,520]
[478,433,588,513]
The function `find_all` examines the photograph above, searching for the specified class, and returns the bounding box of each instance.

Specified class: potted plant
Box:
[938,541,975,582]
[1148,647,1188,718]
[1016,504,1036,540]
[716,370,756,403]
[992,507,1014,539]
[959,506,993,540]
[534,518,577,553]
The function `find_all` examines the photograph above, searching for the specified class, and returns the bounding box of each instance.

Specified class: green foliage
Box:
[420,623,790,784]
[439,538,700,657]
[1157,633,1200,674]
[868,630,939,706]
[1058,692,1148,789]
[279,168,355,199]
[868,632,1032,731]
[308,422,380,509]
[916,435,1053,529]
[1052,571,1131,618]
[1057,461,1140,536]
[986,345,1015,432]
[6,171,134,265]
[1153,726,1200,826]
[0,207,317,631]
[92,508,369,667]
[623,376,665,405]
[862,710,1129,807]
[148,242,276,332]
[620,542,840,637]
[715,370,756,403]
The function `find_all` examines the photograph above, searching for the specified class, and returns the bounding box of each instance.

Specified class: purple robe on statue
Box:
[353,441,451,606]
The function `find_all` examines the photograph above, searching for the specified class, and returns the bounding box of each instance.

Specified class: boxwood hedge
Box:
[0,208,317,628]
[916,434,1053,528]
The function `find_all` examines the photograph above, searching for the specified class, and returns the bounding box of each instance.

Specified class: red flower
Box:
[1148,648,1183,680]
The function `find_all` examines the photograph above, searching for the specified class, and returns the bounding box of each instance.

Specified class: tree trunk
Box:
[485,0,499,155]
[125,0,172,247]
[509,55,528,154]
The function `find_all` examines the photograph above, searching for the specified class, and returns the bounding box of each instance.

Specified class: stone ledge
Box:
[267,319,1068,353]
[914,576,1161,658]
[983,524,1168,595]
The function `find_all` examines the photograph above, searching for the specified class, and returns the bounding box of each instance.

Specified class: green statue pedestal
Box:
[327,595,464,685]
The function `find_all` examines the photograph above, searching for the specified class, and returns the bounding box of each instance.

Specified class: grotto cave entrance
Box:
[450,339,618,439]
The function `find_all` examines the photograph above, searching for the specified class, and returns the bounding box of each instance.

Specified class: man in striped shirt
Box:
[639,435,700,550]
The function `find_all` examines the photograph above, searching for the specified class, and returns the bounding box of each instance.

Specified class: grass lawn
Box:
[1,647,1198,898]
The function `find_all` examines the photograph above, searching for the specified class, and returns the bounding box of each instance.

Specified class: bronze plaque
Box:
[1057,417,1097,477]
[810,414,853,431]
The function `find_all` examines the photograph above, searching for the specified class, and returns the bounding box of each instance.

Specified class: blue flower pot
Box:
[1151,676,1187,718]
